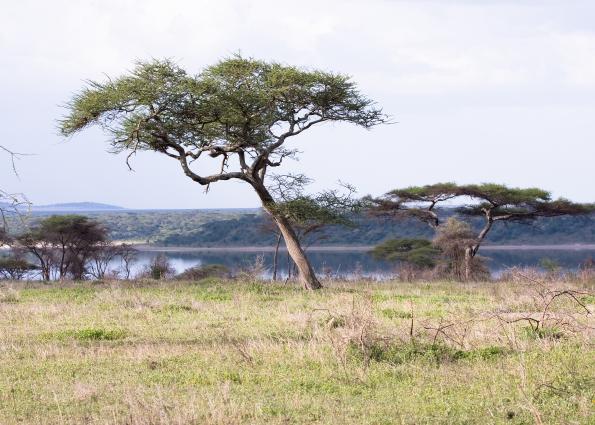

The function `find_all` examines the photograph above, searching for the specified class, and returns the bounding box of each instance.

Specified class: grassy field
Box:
[0,278,593,424]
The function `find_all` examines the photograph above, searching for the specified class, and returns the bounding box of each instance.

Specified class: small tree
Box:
[370,183,592,280]
[119,243,138,280]
[15,232,55,280]
[141,254,175,280]
[88,241,122,280]
[17,215,108,280]
[267,179,360,279]
[60,57,386,289]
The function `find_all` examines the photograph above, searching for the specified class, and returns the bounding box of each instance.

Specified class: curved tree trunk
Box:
[272,213,321,289]
[251,181,322,290]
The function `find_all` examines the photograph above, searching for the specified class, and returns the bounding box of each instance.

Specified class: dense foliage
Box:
[369,239,440,268]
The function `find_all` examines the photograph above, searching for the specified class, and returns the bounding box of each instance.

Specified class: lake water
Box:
[129,246,595,279]
[4,246,593,280]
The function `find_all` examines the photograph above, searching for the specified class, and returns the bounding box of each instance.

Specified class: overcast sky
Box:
[1,0,594,208]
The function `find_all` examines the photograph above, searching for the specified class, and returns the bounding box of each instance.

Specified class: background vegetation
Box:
[6,208,593,246]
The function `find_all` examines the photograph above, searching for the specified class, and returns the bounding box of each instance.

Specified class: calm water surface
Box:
[130,247,595,278]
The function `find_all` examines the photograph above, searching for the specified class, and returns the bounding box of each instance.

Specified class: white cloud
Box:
[1,0,594,207]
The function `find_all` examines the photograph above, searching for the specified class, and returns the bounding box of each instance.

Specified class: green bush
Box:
[176,264,230,281]
[43,327,127,342]
[522,326,564,340]
[380,308,413,319]
[352,341,508,366]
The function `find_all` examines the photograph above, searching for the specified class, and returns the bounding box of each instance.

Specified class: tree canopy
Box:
[17,215,108,280]
[371,183,591,225]
[60,56,385,187]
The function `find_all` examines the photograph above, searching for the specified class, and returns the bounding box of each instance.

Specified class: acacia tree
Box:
[87,241,123,280]
[60,57,385,289]
[17,215,108,280]
[0,255,37,280]
[371,183,592,280]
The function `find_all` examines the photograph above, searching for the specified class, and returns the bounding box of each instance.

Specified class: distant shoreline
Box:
[2,243,594,252]
[132,244,595,252]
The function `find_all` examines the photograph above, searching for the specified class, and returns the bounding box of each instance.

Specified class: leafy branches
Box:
[60,56,386,188]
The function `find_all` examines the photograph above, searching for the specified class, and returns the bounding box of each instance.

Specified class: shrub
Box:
[73,328,126,341]
[433,218,490,281]
[354,341,508,366]
[380,308,412,319]
[138,254,175,280]
[176,264,230,281]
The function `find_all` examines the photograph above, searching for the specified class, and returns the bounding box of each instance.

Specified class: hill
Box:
[27,202,124,213]
[5,208,594,246]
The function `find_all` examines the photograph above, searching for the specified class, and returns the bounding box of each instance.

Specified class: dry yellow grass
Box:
[0,278,593,424]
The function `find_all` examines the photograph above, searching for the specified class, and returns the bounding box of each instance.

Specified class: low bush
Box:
[176,264,230,281]
[354,341,508,366]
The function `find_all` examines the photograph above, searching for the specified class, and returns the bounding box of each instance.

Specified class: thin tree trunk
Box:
[272,232,281,281]
[464,247,472,281]
[471,213,494,257]
[465,211,494,281]
[286,251,291,281]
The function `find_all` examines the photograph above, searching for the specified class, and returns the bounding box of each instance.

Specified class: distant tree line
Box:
[1,215,137,281]
[3,207,593,248]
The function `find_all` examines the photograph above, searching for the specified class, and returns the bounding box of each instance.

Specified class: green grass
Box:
[0,279,593,424]
[41,327,127,342]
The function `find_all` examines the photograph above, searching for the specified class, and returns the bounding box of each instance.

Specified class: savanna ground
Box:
[0,277,593,424]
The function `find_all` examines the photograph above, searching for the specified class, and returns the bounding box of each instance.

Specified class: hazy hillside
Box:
[148,211,595,247]
[1,202,125,213]
[6,208,593,246]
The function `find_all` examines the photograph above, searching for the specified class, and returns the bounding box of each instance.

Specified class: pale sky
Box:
[1,0,594,208]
